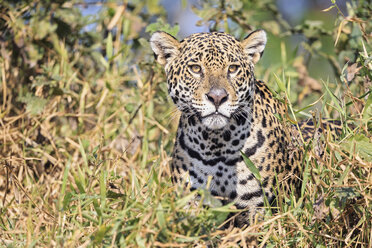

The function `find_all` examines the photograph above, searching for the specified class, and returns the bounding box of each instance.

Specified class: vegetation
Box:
[0,0,371,247]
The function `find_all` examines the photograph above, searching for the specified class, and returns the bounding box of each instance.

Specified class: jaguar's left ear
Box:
[241,29,267,64]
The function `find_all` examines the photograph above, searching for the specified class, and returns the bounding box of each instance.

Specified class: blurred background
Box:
[79,0,351,81]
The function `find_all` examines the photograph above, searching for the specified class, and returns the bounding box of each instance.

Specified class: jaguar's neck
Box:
[176,112,254,163]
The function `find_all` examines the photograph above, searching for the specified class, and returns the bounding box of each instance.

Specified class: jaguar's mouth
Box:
[201,112,229,130]
[202,111,229,119]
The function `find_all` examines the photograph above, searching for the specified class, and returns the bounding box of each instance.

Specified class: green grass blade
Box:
[241,151,261,181]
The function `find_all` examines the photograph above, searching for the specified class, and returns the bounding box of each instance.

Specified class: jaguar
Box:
[150,30,340,226]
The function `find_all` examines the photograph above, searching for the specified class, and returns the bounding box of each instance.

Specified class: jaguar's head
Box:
[150,30,266,130]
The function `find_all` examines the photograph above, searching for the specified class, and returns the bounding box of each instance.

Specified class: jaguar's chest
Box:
[171,114,275,207]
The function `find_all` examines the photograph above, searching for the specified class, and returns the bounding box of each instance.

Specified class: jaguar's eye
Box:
[190,64,202,74]
[228,65,239,74]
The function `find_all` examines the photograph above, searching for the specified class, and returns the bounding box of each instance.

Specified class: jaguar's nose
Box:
[206,87,228,108]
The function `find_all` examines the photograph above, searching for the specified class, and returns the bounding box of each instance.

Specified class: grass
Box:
[0,1,371,247]
[1,58,371,247]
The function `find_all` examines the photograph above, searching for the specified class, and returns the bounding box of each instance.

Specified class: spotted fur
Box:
[150,30,341,226]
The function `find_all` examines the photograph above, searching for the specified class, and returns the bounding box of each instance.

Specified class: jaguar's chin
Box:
[202,114,229,130]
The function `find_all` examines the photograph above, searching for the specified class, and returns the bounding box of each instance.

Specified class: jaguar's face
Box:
[150,30,266,129]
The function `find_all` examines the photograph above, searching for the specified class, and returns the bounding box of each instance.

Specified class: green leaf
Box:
[78,138,90,174]
[322,79,344,115]
[125,103,135,113]
[156,203,166,229]
[301,156,311,197]
[241,151,261,181]
[32,19,57,40]
[363,90,372,119]
[175,190,198,208]
[273,73,286,92]
[93,198,102,217]
[17,93,48,115]
[62,192,73,211]
[100,170,107,209]
[93,224,110,244]
[146,19,179,37]
[336,165,351,186]
[200,188,222,208]
[59,161,70,211]
[340,134,372,161]
[72,171,85,193]
[97,53,109,70]
[210,206,231,225]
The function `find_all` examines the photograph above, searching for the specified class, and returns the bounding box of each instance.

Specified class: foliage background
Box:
[0,0,371,247]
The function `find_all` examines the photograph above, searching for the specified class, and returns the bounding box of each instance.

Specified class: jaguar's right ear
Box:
[150,31,180,66]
